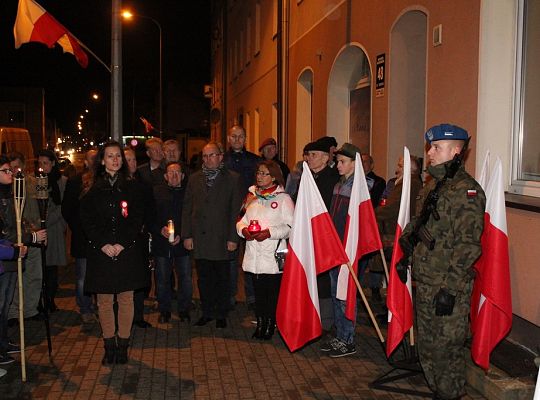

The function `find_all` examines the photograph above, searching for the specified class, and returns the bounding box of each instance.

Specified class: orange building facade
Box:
[211,0,540,352]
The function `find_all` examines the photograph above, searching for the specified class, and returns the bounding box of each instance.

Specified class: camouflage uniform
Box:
[408,161,485,399]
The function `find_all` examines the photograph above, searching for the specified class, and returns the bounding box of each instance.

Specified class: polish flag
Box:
[471,157,512,370]
[13,0,88,68]
[336,152,382,320]
[386,147,414,357]
[276,163,349,352]
[470,150,490,332]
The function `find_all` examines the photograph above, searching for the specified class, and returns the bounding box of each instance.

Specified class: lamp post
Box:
[122,10,163,138]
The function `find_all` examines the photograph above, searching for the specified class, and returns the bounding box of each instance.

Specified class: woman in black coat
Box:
[80,142,146,365]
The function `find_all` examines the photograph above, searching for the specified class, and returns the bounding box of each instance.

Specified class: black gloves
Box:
[433,288,455,316]
[398,232,416,256]
[395,258,409,284]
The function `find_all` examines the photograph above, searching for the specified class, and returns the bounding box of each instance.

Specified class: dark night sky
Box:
[0,0,211,133]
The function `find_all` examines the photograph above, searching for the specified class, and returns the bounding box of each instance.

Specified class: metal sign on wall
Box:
[376,54,385,97]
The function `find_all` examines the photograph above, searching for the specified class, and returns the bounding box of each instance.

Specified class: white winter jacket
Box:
[237,185,294,275]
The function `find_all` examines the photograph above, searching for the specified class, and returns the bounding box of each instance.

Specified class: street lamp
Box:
[122,10,162,138]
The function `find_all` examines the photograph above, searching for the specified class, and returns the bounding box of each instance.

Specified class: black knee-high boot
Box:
[102,337,116,365]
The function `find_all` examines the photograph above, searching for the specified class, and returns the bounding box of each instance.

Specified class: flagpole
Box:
[73,38,112,73]
[379,248,390,282]
[409,326,415,346]
[345,262,385,342]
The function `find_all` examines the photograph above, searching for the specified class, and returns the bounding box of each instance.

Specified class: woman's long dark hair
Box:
[37,149,62,205]
[84,141,128,192]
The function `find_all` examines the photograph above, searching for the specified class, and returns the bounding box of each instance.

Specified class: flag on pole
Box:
[276,162,349,352]
[140,116,156,133]
[471,150,490,331]
[336,152,382,320]
[13,0,88,68]
[386,147,414,357]
[471,157,512,370]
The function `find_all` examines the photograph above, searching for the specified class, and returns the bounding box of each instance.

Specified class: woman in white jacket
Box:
[237,160,294,340]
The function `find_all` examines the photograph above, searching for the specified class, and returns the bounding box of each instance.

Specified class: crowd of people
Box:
[0,124,485,400]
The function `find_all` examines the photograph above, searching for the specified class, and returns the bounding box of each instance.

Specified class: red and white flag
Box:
[140,116,156,133]
[471,157,512,370]
[470,150,490,331]
[13,0,88,67]
[276,162,349,352]
[386,147,414,357]
[336,152,382,320]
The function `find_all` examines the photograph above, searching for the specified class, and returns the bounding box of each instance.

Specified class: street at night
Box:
[0,264,488,399]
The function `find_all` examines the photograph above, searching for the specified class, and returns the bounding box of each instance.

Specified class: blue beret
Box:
[424,124,469,144]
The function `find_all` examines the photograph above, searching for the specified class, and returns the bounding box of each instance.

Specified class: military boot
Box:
[252,316,265,339]
[262,318,275,340]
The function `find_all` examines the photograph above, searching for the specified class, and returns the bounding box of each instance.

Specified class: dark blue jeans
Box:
[329,267,356,344]
[155,255,192,314]
[75,258,94,315]
[0,271,16,353]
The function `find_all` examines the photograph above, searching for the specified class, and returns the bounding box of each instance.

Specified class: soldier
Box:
[399,124,485,400]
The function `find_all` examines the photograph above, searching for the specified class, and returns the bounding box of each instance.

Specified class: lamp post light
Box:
[122,10,163,138]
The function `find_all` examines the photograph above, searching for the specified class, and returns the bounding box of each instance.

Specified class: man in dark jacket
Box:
[305,138,340,331]
[151,161,192,323]
[62,149,97,324]
[137,137,166,187]
[223,125,260,309]
[182,142,242,329]
[259,137,290,182]
[361,154,386,208]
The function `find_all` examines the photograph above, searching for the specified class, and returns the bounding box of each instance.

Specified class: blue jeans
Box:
[0,271,17,353]
[329,267,356,344]
[75,258,94,315]
[155,255,192,313]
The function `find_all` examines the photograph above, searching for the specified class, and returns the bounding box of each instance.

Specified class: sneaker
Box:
[6,343,20,354]
[0,354,15,365]
[0,368,6,378]
[328,340,356,358]
[320,337,340,352]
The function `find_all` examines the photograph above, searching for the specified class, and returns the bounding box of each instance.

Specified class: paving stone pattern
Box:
[1,265,486,399]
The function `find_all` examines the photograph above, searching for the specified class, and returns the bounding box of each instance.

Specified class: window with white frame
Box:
[512,0,540,195]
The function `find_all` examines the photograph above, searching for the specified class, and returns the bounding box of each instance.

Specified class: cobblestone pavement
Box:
[1,265,485,399]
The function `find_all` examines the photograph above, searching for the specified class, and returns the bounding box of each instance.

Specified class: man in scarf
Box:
[182,142,242,329]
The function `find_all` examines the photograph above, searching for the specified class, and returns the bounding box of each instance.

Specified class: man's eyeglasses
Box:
[0,169,13,175]
[256,171,271,176]
[202,153,220,159]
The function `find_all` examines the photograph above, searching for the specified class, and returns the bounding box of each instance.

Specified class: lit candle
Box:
[168,220,175,243]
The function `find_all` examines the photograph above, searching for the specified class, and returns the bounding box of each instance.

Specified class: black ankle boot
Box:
[102,337,116,365]
[262,318,275,340]
[116,337,130,364]
[252,317,265,339]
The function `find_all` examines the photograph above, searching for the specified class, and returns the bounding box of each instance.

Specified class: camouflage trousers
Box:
[415,281,472,399]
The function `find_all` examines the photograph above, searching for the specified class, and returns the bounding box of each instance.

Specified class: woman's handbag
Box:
[274,239,288,271]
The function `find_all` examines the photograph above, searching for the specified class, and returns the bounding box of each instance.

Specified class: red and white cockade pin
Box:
[467,189,477,198]
[120,200,129,217]
[271,201,278,209]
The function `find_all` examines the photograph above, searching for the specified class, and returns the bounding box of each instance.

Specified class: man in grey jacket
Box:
[182,141,242,329]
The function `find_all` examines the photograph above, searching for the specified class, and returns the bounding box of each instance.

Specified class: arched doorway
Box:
[295,68,313,163]
[327,45,371,152]
[388,10,427,174]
